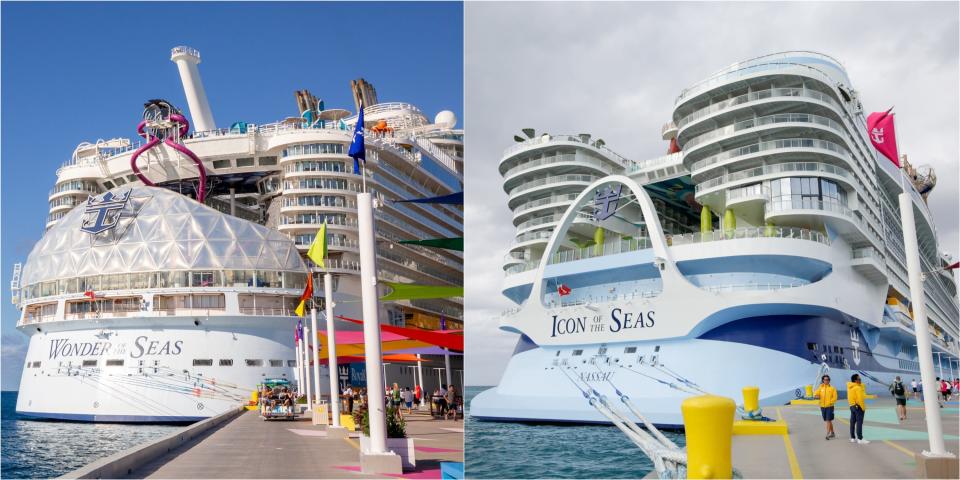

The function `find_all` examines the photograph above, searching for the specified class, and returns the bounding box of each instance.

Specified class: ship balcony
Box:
[661,121,678,140]
[763,198,882,246]
[695,161,856,200]
[294,238,360,253]
[511,194,579,222]
[500,134,631,169]
[681,113,847,159]
[689,137,851,180]
[506,174,598,206]
[674,56,844,113]
[851,247,887,284]
[676,86,842,141]
[279,203,357,215]
[48,186,100,201]
[501,154,608,188]
[277,219,359,233]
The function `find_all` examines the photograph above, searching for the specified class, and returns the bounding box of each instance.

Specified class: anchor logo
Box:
[80,190,132,235]
[871,127,885,144]
[849,328,861,366]
[593,185,623,221]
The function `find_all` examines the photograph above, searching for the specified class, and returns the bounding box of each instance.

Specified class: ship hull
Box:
[471,313,921,426]
[15,316,329,423]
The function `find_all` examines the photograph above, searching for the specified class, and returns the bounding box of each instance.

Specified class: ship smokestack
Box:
[170,46,216,133]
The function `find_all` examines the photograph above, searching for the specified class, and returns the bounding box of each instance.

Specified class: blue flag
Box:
[349,102,365,174]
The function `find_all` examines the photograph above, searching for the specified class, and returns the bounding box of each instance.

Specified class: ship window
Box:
[287,360,296,367]
[269,359,283,367]
[219,359,233,366]
[236,157,255,167]
[807,343,818,351]
[103,181,115,190]
[572,349,583,356]
[258,156,277,166]
[193,359,213,366]
[555,350,561,357]
[246,359,263,367]
[191,271,217,287]
[598,347,607,355]
[127,174,138,182]
[213,159,231,169]
[654,345,660,352]
[106,359,123,366]
[114,177,127,186]
[833,346,839,353]
[82,360,98,367]
[624,347,637,354]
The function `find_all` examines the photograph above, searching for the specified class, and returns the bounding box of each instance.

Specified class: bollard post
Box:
[805,384,814,399]
[742,386,759,415]
[682,395,735,479]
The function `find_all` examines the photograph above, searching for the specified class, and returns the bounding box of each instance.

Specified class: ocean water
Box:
[464,386,686,479]
[1,391,181,479]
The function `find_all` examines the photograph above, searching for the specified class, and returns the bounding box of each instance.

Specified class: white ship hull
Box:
[16,316,330,422]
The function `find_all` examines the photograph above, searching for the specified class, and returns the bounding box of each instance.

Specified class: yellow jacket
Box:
[847,381,866,410]
[813,384,837,408]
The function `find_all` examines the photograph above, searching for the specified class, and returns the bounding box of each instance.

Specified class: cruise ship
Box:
[11,46,463,422]
[471,52,959,426]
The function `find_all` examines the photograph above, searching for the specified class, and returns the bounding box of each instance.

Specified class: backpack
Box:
[894,382,905,396]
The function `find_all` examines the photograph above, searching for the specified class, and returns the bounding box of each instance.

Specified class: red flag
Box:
[299,274,314,303]
[557,284,571,296]
[83,291,96,301]
[867,108,899,167]
[946,262,959,271]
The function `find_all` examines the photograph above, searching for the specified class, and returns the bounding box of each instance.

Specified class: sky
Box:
[464,2,960,386]
[0,1,463,391]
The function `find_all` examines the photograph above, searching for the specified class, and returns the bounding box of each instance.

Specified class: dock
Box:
[65,409,463,479]
[732,397,959,478]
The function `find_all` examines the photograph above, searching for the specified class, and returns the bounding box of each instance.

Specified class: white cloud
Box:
[464,1,959,384]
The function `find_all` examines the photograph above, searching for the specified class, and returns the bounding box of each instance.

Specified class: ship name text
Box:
[551,308,655,337]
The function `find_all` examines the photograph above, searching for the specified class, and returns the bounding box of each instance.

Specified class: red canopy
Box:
[337,315,463,352]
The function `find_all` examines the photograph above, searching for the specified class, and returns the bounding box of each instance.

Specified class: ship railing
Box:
[508,174,599,196]
[702,281,807,293]
[546,289,662,309]
[628,152,684,173]
[503,153,606,178]
[502,134,632,167]
[670,227,830,246]
[513,193,580,215]
[154,308,227,317]
[684,113,845,151]
[676,57,843,105]
[238,307,295,316]
[696,160,853,193]
[691,137,850,173]
[677,86,841,129]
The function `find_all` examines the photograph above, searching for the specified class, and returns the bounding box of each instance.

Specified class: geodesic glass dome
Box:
[22,186,306,286]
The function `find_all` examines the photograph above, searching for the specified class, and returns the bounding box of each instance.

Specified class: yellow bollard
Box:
[805,385,814,399]
[682,395,735,479]
[742,386,759,414]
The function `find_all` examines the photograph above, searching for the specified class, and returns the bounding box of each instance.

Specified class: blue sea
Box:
[464,386,686,479]
[1,391,180,479]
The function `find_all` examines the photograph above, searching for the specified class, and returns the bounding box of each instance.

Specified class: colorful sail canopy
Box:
[397,237,463,251]
[337,315,463,352]
[380,281,463,301]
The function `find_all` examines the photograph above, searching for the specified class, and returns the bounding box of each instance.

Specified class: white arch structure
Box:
[501,175,708,345]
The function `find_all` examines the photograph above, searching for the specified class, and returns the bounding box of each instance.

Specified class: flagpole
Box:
[303,325,313,411]
[881,109,953,457]
[310,305,322,406]
[295,333,302,397]
[324,272,343,429]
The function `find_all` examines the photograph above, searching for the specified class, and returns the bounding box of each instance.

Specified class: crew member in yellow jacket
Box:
[813,374,838,440]
[847,374,869,444]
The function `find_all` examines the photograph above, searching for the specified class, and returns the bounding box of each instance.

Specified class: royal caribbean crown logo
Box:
[79,189,150,243]
[80,190,132,234]
[593,185,623,221]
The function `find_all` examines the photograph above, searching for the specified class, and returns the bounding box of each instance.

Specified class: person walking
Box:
[813,374,837,440]
[391,382,403,419]
[937,377,949,406]
[403,387,414,415]
[415,384,422,410]
[911,378,919,400]
[847,374,868,444]
[445,385,458,421]
[889,376,907,421]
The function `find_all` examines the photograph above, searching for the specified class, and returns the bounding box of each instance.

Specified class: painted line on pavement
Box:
[776,407,803,480]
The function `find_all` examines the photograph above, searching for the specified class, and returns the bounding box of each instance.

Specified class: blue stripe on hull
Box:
[698,314,901,373]
[16,410,205,423]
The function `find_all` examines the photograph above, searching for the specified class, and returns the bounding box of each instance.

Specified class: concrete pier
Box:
[732,397,959,478]
[66,409,463,479]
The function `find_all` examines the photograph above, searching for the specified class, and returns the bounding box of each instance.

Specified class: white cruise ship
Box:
[471,51,958,426]
[11,46,463,422]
